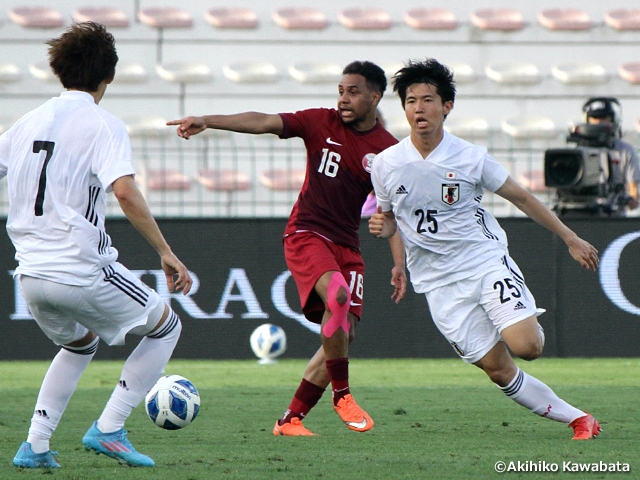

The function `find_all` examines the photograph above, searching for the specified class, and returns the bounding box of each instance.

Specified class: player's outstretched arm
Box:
[112,175,193,294]
[167,112,284,139]
[495,176,599,271]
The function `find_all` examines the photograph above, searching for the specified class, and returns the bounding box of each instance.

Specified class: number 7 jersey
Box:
[0,91,135,286]
[371,132,511,293]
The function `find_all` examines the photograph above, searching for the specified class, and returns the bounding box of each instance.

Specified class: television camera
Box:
[544,115,630,217]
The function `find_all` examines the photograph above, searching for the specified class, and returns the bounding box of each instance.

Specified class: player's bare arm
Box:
[167,112,284,139]
[388,233,407,303]
[112,175,193,293]
[495,176,599,271]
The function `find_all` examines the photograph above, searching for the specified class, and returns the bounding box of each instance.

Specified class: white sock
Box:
[97,312,181,433]
[27,339,98,453]
[500,367,585,424]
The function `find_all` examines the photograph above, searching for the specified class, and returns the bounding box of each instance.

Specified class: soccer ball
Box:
[250,323,287,363]
[145,375,200,430]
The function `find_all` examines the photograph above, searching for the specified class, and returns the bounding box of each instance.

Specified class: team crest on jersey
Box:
[442,183,460,205]
[362,153,376,173]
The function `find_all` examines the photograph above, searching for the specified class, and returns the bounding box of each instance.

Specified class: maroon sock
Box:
[279,379,326,425]
[326,357,350,405]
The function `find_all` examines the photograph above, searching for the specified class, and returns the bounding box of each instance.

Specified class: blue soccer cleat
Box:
[82,421,154,467]
[13,441,60,468]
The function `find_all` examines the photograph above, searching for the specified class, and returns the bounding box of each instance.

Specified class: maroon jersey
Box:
[279,108,397,251]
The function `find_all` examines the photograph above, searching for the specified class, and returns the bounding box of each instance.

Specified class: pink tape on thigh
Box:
[322,272,351,337]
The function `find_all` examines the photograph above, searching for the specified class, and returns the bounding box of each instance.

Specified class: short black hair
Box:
[392,58,456,108]
[47,22,118,92]
[342,61,387,97]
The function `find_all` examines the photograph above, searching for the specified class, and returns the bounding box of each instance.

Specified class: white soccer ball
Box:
[145,375,200,430]
[250,323,287,362]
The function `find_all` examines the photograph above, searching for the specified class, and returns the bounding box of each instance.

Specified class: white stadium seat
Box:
[501,116,558,139]
[73,7,130,28]
[29,62,57,83]
[223,62,279,83]
[113,62,147,84]
[485,62,541,85]
[449,63,477,84]
[0,63,21,84]
[619,63,640,85]
[444,116,489,138]
[551,63,608,85]
[288,62,342,84]
[9,7,64,28]
[604,9,640,31]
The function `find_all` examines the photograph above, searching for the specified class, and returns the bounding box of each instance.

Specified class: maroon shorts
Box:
[283,232,365,324]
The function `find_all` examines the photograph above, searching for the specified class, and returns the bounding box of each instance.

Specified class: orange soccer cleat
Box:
[569,413,601,440]
[273,417,318,436]
[333,394,374,432]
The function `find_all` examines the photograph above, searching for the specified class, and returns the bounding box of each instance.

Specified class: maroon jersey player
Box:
[168,61,406,436]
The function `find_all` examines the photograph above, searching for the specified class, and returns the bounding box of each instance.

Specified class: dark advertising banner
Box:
[1,218,639,360]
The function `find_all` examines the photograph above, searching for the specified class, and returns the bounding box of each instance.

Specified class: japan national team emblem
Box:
[441,183,460,205]
[362,153,376,173]
[445,171,456,179]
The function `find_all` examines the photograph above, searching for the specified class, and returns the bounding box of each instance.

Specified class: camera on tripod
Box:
[543,98,629,217]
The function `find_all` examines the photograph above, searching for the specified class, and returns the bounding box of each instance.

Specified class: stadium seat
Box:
[501,116,558,139]
[223,62,279,83]
[9,7,64,28]
[449,63,477,84]
[551,62,608,85]
[619,63,640,84]
[156,62,213,115]
[288,62,342,83]
[273,8,328,30]
[73,7,130,28]
[138,7,193,63]
[537,9,592,31]
[141,170,191,191]
[485,62,541,85]
[518,171,548,192]
[29,62,57,83]
[0,63,21,84]
[470,9,525,31]
[205,8,258,29]
[403,8,457,30]
[338,8,392,30]
[444,116,489,139]
[113,62,147,84]
[260,169,306,191]
[604,9,640,31]
[196,169,251,191]
[635,119,640,133]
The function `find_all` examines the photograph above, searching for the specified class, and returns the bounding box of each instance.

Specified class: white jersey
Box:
[0,91,135,286]
[372,131,510,293]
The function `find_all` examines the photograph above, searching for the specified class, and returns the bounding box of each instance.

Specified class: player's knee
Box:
[333,285,349,306]
[147,308,182,341]
[513,340,543,361]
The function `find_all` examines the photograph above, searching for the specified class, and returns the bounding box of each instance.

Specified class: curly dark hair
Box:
[342,61,387,97]
[392,58,456,108]
[47,22,118,92]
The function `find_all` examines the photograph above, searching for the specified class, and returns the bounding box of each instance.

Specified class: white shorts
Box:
[425,255,538,364]
[19,262,163,346]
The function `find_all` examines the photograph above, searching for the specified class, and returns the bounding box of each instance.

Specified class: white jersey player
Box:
[369,58,601,441]
[3,23,192,469]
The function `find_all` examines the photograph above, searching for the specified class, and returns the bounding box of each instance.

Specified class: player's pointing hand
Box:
[567,237,599,271]
[166,116,206,140]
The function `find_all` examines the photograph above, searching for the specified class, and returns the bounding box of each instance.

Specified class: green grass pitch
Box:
[1,358,639,479]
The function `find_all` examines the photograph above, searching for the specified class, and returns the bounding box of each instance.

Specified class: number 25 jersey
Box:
[372,132,510,293]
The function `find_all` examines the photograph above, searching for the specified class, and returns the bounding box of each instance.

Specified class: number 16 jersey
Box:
[371,132,511,293]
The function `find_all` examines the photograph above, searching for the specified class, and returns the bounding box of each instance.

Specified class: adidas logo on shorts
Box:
[513,301,526,311]
[396,185,408,194]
